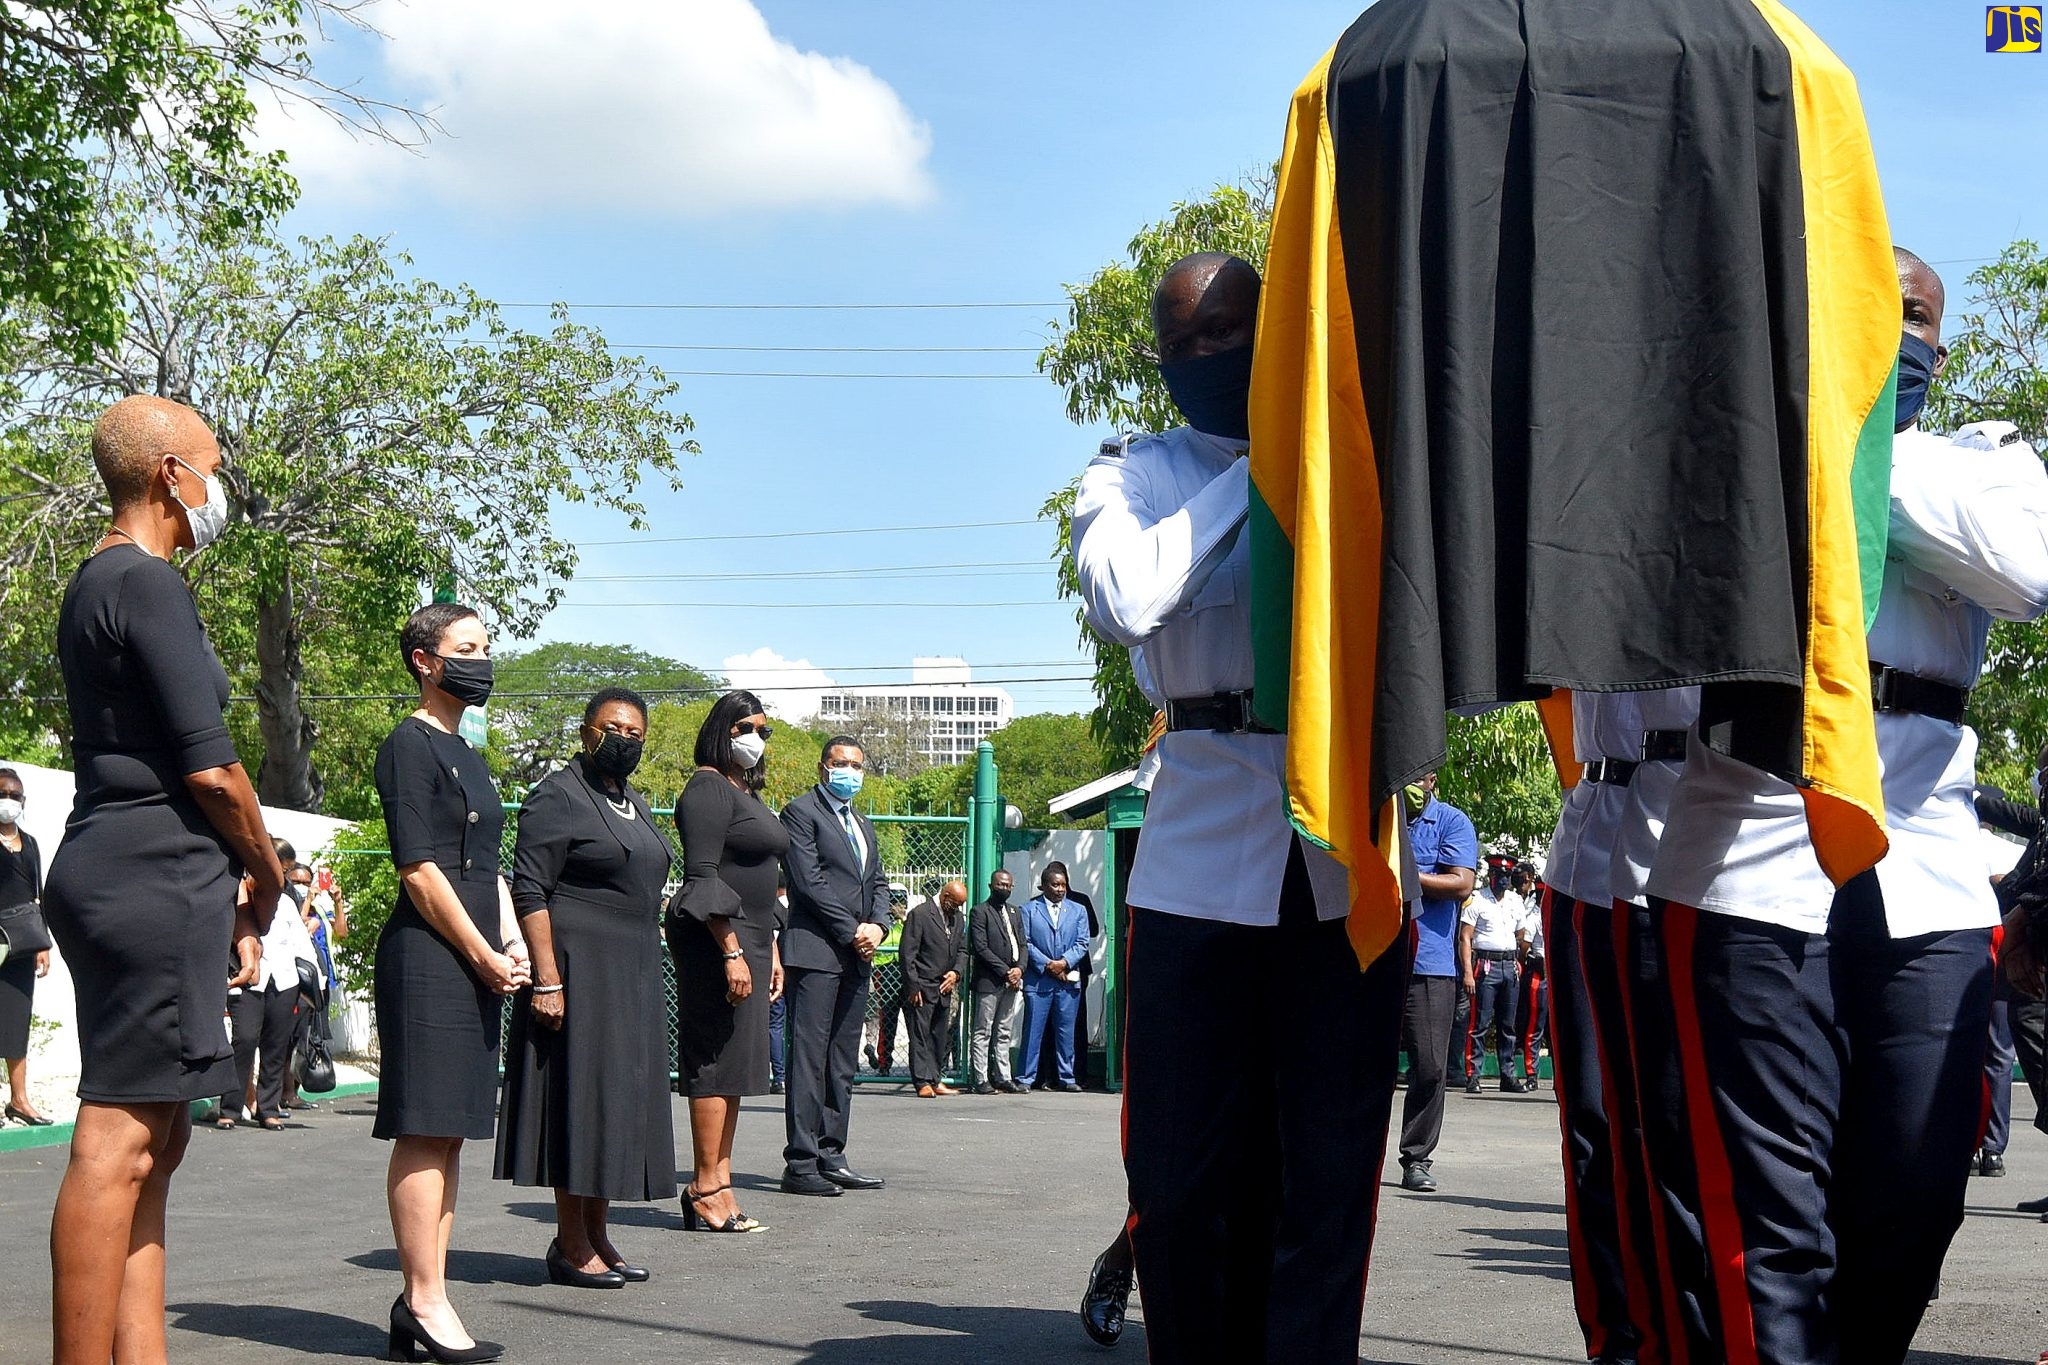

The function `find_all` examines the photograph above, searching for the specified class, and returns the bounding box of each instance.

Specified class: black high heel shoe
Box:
[545,1239,625,1288]
[386,1294,504,1363]
[681,1183,766,1233]
[4,1104,52,1127]
[602,1255,651,1283]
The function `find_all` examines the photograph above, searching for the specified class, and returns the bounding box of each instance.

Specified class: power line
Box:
[663,369,1036,380]
[500,301,1060,312]
[611,343,1040,354]
[572,558,1049,583]
[579,518,1044,547]
[574,568,1050,584]
[560,599,1069,609]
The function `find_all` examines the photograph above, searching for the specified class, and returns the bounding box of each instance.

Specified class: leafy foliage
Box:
[489,643,722,793]
[915,711,1108,829]
[0,193,697,813]
[0,2,425,355]
[1441,707,1562,860]
[1930,241,2048,794]
[1037,181,1273,766]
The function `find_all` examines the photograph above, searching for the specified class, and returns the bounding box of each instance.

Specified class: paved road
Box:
[0,1081,2038,1362]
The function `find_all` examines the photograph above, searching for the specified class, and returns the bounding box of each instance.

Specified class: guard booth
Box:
[1042,769,1146,1093]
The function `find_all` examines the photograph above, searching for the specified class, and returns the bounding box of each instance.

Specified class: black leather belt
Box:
[1870,663,1968,724]
[1643,729,1689,763]
[1476,948,1519,961]
[1582,758,1638,785]
[1165,690,1277,734]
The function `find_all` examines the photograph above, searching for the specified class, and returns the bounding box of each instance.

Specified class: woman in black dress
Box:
[496,687,678,1287]
[44,397,286,1365]
[0,767,52,1125]
[669,689,789,1234]
[374,602,529,1364]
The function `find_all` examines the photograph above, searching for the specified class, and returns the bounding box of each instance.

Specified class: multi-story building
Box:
[813,657,1014,766]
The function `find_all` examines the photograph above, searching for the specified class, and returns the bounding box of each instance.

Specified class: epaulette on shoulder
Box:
[1097,432,1134,458]
[1953,419,2029,453]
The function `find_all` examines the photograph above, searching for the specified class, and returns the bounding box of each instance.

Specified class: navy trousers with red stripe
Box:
[1543,891,1651,1363]
[1123,847,1407,1364]
[1520,953,1547,1079]
[1655,885,1993,1365]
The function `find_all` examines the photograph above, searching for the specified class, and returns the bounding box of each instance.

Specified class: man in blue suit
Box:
[1017,866,1091,1092]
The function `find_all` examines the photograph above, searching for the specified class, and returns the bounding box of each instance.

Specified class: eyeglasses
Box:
[734,721,774,740]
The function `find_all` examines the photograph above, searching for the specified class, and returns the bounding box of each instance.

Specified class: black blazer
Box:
[779,786,890,974]
[968,897,1024,992]
[899,900,968,996]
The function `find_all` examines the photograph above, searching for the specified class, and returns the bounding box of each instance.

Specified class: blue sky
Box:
[266,0,2047,720]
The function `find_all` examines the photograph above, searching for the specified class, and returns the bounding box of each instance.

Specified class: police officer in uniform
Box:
[1071,252,1408,1364]
[1646,248,2048,1365]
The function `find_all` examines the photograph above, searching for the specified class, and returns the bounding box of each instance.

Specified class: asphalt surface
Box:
[0,1080,2041,1363]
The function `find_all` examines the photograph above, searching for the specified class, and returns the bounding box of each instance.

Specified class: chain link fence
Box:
[329,803,974,1088]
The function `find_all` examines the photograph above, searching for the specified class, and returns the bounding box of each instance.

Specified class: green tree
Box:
[918,712,1108,828]
[1929,241,2048,792]
[1038,180,1273,766]
[0,2,425,355]
[1439,707,1562,859]
[490,643,722,791]
[0,197,697,812]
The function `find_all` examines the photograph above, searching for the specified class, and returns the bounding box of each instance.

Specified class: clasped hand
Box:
[476,942,532,995]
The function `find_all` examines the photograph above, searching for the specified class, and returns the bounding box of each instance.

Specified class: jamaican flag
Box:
[1247,0,1898,968]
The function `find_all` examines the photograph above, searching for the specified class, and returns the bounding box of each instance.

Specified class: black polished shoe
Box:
[820,1165,885,1190]
[387,1294,505,1363]
[770,1079,785,1095]
[4,1103,53,1126]
[546,1239,626,1289]
[607,1260,651,1282]
[1056,1082,1084,1093]
[1000,1081,1028,1094]
[2018,1192,2048,1214]
[1401,1162,1438,1193]
[1981,1151,2007,1177]
[1080,1250,1132,1347]
[1464,1075,1483,1094]
[780,1169,844,1197]
[1501,1076,1535,1094]
[973,1082,997,1095]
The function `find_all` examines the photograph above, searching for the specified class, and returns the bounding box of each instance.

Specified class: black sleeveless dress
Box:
[371,717,508,1140]
[44,546,242,1103]
[0,831,43,1058]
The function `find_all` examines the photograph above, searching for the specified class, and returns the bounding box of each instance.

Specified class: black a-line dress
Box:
[0,831,44,1058]
[495,757,677,1201]
[667,769,790,1097]
[371,717,508,1140]
[43,546,243,1104]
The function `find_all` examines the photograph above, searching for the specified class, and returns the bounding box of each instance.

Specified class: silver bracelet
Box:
[531,983,564,995]
[722,949,745,961]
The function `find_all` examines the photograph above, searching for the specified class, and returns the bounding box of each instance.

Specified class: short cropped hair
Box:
[399,602,481,681]
[585,686,650,728]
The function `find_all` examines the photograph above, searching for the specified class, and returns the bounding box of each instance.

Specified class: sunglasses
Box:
[734,721,774,740]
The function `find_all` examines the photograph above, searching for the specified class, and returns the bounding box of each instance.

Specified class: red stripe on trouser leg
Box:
[1550,893,1609,1359]
[1611,901,1687,1365]
[1523,965,1542,1076]
[1978,937,1998,1150]
[1663,904,1761,1365]
[1466,992,1481,1078]
[1583,901,1660,1363]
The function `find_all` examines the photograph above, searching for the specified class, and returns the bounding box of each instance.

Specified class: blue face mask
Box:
[825,766,863,801]
[1158,344,1254,440]
[1894,333,1938,433]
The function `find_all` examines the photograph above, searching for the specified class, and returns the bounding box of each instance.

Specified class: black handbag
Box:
[299,1035,337,1093]
[0,900,52,956]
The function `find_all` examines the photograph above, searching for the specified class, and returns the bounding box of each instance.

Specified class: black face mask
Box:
[432,654,494,706]
[588,731,644,781]
[987,887,1011,907]
[1895,333,1938,433]
[1158,344,1254,440]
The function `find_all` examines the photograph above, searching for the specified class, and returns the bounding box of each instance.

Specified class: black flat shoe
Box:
[1080,1249,1132,1347]
[2017,1193,2048,1214]
[545,1239,626,1288]
[4,1104,52,1126]
[1401,1162,1438,1193]
[820,1165,885,1190]
[779,1170,844,1197]
[387,1294,504,1363]
[605,1259,651,1282]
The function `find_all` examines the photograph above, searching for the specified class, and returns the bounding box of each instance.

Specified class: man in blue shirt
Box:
[1397,773,1478,1192]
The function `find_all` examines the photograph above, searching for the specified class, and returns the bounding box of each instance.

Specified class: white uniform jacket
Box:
[1072,426,1349,926]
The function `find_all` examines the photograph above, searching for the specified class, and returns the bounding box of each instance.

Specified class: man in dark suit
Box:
[779,736,892,1196]
[900,878,969,1097]
[968,869,1025,1094]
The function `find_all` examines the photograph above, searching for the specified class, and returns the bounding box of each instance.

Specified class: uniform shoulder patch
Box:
[1953,419,2025,452]
[1097,432,1133,458]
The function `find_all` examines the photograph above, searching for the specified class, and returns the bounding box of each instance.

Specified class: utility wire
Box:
[560,599,1069,609]
[610,343,1040,354]
[571,558,1047,583]
[500,301,1060,312]
[579,518,1043,547]
[662,369,1036,380]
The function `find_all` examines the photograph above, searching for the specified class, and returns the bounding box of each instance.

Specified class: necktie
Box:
[839,804,861,864]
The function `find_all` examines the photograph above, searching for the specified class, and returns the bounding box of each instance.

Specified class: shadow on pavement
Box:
[345,1246,548,1286]
[500,1200,686,1231]
[167,1302,386,1357]
[791,1300,1134,1362]
[1391,1191,1567,1218]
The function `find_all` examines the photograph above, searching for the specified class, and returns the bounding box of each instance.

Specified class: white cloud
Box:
[721,646,834,723]
[261,0,934,218]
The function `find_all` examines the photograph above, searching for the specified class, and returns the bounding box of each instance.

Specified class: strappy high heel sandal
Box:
[682,1183,767,1233]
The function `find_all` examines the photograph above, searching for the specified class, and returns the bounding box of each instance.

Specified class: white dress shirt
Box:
[1520,897,1546,957]
[1462,885,1525,952]
[1651,422,2048,936]
[1610,686,1700,908]
[258,893,318,994]
[828,794,869,869]
[1543,691,1641,907]
[1073,425,1349,926]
